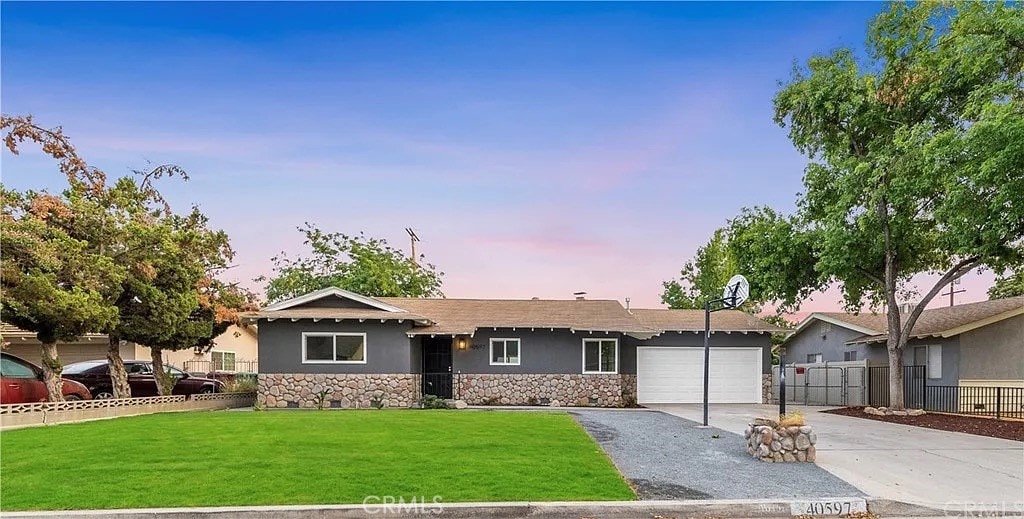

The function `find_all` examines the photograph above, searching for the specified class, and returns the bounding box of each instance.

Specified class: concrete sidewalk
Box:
[648,403,1024,507]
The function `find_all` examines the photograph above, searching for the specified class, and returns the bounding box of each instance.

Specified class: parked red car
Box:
[0,352,93,403]
[62,360,224,399]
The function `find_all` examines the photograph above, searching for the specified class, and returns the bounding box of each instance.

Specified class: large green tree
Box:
[1,188,124,400]
[988,269,1024,299]
[729,2,1024,410]
[120,209,237,396]
[78,168,189,398]
[260,223,444,302]
[1,115,124,400]
[2,115,241,399]
[661,229,739,309]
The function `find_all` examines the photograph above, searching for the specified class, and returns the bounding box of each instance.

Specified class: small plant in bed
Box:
[779,411,805,427]
[420,394,450,409]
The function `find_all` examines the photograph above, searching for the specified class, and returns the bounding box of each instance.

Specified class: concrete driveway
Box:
[648,404,1024,507]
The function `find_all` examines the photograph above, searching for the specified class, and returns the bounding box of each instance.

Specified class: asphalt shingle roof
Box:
[630,308,789,333]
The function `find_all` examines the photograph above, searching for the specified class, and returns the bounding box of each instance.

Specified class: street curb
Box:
[867,498,1024,517]
[4,497,1022,518]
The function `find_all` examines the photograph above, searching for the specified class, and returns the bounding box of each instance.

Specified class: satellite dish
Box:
[723,274,749,308]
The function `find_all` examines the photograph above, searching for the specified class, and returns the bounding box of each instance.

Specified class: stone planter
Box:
[745,418,817,463]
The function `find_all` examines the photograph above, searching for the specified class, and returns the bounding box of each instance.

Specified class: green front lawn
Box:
[0,410,634,510]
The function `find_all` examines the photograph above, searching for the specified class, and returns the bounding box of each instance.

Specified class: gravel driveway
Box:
[571,409,863,500]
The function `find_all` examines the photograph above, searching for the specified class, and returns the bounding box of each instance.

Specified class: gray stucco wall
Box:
[454,328,630,374]
[625,332,772,374]
[902,336,960,387]
[783,320,885,364]
[258,319,415,374]
[957,314,1024,381]
[261,321,773,377]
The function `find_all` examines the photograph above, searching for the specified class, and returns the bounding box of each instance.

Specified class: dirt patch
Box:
[572,415,619,443]
[631,479,713,500]
[825,407,1024,441]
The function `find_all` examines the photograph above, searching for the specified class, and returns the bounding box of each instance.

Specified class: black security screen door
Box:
[422,337,453,399]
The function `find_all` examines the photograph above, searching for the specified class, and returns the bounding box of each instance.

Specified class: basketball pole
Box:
[701,288,738,427]
[701,275,748,429]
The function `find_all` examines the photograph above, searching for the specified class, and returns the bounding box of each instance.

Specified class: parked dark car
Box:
[62,360,224,399]
[1,352,92,403]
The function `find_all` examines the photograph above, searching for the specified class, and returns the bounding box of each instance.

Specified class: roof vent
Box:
[573,291,587,300]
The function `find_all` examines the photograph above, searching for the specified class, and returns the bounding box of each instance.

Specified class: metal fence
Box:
[182,359,258,375]
[779,363,1024,419]
[867,365,926,408]
[924,385,1024,419]
[773,362,867,406]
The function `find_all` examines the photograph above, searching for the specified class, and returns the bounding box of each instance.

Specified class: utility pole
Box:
[940,278,965,307]
[405,228,420,266]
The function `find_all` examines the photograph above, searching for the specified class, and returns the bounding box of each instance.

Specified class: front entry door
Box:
[422,337,453,399]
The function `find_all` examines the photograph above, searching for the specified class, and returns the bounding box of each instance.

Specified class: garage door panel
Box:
[637,347,761,404]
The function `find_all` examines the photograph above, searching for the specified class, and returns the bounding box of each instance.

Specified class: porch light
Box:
[457,337,467,350]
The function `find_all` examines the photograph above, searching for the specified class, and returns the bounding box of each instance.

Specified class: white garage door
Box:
[637,347,762,404]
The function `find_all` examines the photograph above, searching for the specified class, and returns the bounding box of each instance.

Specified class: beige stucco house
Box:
[1,324,258,374]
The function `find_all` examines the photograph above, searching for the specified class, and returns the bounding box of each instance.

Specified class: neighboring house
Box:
[782,297,1024,387]
[0,323,258,375]
[1,324,136,365]
[247,287,787,409]
[162,324,260,374]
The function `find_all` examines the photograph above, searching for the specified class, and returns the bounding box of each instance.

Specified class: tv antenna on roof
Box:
[405,228,420,265]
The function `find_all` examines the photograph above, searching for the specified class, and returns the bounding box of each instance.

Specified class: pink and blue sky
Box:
[0,2,995,312]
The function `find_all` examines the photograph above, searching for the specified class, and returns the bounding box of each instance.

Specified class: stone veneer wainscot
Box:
[259,373,639,409]
[258,374,421,409]
[456,374,637,407]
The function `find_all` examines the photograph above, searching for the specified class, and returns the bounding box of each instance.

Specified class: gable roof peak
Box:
[262,287,408,313]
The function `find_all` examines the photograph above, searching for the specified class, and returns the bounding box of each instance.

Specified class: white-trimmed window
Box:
[211,350,236,372]
[302,332,367,364]
[490,338,521,366]
[582,338,618,374]
[807,353,823,364]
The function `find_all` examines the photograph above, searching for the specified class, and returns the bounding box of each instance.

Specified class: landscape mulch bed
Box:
[825,406,1024,441]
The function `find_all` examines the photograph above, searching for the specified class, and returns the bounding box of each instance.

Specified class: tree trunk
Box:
[39,341,65,402]
[150,347,173,396]
[887,339,905,411]
[106,335,132,399]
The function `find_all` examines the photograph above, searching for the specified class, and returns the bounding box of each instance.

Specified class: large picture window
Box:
[490,338,521,366]
[302,332,367,364]
[582,338,618,374]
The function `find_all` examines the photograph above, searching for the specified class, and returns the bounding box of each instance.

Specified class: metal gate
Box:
[867,365,926,408]
[773,364,867,406]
